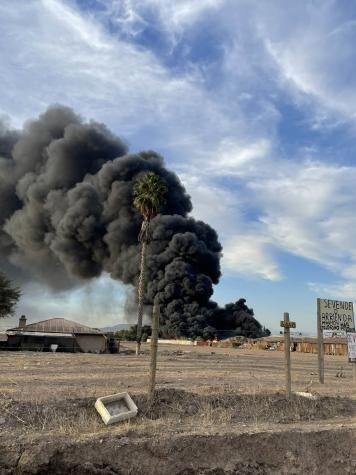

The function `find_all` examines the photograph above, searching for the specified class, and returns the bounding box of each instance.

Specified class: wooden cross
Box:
[280,319,296,329]
[280,312,296,397]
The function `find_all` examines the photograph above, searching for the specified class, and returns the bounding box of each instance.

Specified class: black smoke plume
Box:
[0,106,266,339]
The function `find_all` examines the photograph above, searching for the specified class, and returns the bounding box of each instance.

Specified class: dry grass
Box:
[0,345,355,441]
[1,345,355,401]
[2,384,354,440]
[0,391,100,435]
[137,387,355,426]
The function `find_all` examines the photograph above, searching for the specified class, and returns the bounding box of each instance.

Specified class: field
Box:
[0,343,356,474]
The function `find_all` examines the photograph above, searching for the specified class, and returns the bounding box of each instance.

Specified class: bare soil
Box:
[0,343,355,474]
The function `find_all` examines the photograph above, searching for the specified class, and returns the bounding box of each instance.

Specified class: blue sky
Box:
[1,0,356,334]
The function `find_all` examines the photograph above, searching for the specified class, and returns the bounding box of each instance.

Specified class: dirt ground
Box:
[0,343,355,474]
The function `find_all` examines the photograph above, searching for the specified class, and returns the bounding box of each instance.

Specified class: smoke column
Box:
[0,106,266,338]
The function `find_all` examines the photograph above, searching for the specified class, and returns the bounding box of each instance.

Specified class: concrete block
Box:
[95,392,138,425]
[295,391,318,400]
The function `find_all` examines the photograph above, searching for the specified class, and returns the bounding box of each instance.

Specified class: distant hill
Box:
[100,323,133,333]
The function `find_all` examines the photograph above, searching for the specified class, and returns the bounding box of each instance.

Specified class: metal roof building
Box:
[5,316,108,353]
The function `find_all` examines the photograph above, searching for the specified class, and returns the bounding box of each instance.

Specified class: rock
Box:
[186,404,197,415]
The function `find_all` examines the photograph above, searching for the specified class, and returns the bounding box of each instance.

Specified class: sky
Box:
[1,0,356,334]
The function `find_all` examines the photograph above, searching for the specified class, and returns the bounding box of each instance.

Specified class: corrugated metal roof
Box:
[8,318,103,335]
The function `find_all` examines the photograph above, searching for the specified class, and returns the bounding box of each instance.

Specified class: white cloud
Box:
[0,0,232,147]
[179,166,283,282]
[2,0,356,315]
[179,173,237,231]
[95,0,224,42]
[148,0,223,25]
[249,161,356,268]
[183,155,356,284]
[0,0,280,162]
[223,235,282,281]
[256,2,356,120]
[180,159,284,283]
[208,138,271,176]
[308,281,356,301]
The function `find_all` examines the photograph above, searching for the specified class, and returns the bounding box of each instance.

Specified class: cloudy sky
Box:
[1,0,356,333]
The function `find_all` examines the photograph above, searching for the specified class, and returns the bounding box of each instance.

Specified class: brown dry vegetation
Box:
[0,343,356,474]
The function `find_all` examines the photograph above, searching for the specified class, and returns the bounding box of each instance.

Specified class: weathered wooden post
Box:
[280,312,296,397]
[148,300,160,405]
[317,298,325,384]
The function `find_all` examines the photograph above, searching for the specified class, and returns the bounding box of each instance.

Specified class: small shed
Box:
[6,316,107,353]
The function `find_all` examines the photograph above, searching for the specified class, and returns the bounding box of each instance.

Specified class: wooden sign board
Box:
[317,299,356,384]
[318,299,355,332]
[280,321,296,329]
[323,330,346,338]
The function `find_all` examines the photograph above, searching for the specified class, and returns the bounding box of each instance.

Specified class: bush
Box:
[114,325,152,342]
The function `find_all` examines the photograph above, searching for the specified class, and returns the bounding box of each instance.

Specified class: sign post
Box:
[280,312,296,397]
[317,298,324,384]
[317,298,355,384]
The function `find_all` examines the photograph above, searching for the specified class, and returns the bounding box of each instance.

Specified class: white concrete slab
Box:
[95,392,138,425]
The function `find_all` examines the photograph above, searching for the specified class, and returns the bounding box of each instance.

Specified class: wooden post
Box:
[148,301,160,405]
[317,298,325,384]
[353,361,356,381]
[282,312,292,397]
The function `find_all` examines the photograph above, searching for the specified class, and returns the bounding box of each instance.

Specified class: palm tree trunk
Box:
[136,239,147,356]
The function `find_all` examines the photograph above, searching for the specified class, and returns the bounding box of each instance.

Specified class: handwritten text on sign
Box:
[347,333,356,359]
[318,299,355,331]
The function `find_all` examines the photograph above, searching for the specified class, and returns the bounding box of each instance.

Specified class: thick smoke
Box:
[0,106,266,338]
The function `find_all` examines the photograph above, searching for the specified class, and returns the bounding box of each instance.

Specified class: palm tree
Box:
[133,171,167,355]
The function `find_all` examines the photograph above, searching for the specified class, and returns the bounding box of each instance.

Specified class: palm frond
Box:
[133,172,167,222]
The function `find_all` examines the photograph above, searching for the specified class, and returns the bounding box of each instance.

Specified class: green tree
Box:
[0,272,21,319]
[133,171,167,355]
[114,325,152,342]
